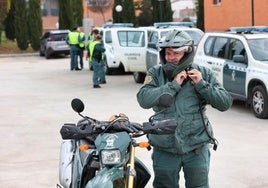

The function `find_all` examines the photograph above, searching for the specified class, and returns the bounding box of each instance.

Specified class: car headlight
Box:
[101,149,121,165]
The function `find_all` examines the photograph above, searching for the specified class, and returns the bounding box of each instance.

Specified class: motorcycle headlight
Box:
[101,149,121,165]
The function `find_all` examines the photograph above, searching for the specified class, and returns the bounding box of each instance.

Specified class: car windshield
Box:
[184,30,203,45]
[248,38,268,61]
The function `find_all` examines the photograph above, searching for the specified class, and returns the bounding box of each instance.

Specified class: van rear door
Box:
[116,29,148,73]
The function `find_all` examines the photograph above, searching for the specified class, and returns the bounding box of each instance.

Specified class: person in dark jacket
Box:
[136,29,233,188]
[89,34,106,88]
[87,28,99,70]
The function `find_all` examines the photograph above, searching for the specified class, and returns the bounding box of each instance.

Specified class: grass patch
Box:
[0,31,36,54]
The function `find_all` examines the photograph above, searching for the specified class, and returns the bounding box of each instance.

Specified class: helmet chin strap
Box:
[171,52,194,78]
[162,62,178,81]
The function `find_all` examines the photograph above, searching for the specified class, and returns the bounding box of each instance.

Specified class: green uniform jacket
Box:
[136,64,233,154]
[89,41,105,62]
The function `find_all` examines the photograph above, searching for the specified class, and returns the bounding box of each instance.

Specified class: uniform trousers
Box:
[92,59,106,85]
[152,145,210,188]
[70,45,79,70]
[78,48,84,69]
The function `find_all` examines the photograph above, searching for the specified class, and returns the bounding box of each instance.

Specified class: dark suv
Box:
[39,30,70,59]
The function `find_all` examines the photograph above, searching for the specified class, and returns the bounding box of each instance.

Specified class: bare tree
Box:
[86,0,111,24]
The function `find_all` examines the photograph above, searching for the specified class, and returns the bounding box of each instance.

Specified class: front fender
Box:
[85,166,124,188]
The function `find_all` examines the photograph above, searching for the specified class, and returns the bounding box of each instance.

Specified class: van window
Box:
[228,39,246,60]
[248,38,268,61]
[204,36,215,55]
[117,31,145,47]
[212,37,228,58]
[105,31,112,43]
[149,31,159,44]
[184,30,203,45]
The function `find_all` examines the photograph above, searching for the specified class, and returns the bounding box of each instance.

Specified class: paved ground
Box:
[0,55,268,188]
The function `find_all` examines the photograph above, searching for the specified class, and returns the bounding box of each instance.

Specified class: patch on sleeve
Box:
[144,75,153,84]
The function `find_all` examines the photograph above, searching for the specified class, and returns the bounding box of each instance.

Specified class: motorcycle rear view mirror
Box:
[71,98,84,113]
[158,93,174,108]
[149,93,174,122]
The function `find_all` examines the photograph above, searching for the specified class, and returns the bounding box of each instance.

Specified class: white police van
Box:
[193,26,268,119]
[101,24,148,76]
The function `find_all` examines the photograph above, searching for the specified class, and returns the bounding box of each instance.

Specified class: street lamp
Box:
[115,5,123,23]
[158,0,165,22]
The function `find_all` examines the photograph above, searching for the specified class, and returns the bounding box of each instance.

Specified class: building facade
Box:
[41,0,59,31]
[41,0,268,33]
[204,0,268,31]
[41,0,196,32]
[41,0,114,32]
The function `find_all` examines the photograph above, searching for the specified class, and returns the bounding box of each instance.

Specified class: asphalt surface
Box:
[0,54,268,188]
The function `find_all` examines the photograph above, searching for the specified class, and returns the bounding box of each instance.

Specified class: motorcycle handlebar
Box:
[143,119,177,134]
[60,117,177,140]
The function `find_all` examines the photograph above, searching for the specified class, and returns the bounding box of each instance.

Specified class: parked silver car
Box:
[39,30,70,59]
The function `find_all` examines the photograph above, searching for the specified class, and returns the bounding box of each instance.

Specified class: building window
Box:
[213,0,222,5]
[42,0,59,16]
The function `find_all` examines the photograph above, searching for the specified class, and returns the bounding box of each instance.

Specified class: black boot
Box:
[93,85,101,88]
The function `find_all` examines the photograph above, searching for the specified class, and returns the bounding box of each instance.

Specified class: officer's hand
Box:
[187,69,202,84]
[174,70,187,85]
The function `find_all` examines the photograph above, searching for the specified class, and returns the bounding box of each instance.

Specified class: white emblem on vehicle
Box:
[104,134,118,148]
[232,70,236,81]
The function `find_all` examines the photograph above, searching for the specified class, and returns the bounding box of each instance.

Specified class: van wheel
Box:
[133,72,146,83]
[250,85,268,119]
[105,60,113,75]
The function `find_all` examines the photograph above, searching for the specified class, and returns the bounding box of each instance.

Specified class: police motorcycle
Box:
[57,94,176,188]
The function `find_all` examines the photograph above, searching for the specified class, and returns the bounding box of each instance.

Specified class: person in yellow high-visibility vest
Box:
[66,26,80,71]
[86,28,99,70]
[89,34,106,88]
[77,27,85,69]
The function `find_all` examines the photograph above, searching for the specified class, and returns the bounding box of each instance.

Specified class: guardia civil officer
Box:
[66,26,80,71]
[89,34,106,88]
[136,30,233,188]
[77,27,85,69]
[86,28,99,70]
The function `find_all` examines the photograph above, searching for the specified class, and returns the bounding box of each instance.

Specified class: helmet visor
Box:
[172,46,192,53]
